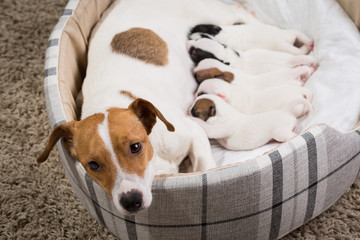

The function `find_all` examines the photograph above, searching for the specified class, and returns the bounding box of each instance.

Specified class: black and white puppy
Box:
[189,23,314,55]
[187,37,316,74]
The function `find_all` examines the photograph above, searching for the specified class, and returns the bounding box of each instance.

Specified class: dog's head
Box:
[186,38,239,66]
[194,59,235,84]
[190,93,217,122]
[190,92,231,121]
[186,38,227,65]
[37,98,174,215]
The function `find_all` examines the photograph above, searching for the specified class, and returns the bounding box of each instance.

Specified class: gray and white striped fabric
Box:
[44,0,360,239]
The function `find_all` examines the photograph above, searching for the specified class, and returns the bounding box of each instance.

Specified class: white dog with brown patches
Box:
[37,0,314,215]
[196,78,312,117]
[193,58,313,89]
[189,94,313,151]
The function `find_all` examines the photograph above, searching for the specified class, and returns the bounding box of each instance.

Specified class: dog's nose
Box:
[120,190,143,213]
[191,107,200,118]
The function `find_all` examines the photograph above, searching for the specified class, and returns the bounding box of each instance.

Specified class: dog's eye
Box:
[130,142,142,155]
[209,106,216,117]
[88,161,101,172]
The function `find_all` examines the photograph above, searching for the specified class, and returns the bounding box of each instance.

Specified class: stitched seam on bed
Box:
[85,173,107,227]
[201,174,208,240]
[303,132,318,224]
[269,150,283,240]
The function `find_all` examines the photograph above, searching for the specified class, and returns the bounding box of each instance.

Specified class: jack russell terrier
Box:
[195,78,312,117]
[37,0,316,215]
[187,37,316,74]
[37,0,284,215]
[189,94,313,151]
[188,23,314,55]
[193,58,313,89]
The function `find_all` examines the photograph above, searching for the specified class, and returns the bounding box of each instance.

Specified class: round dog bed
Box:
[43,0,360,239]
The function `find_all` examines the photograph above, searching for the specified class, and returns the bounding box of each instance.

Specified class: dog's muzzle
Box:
[120,189,144,214]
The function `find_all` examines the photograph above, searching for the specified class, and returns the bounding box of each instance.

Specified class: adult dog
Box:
[37,0,311,215]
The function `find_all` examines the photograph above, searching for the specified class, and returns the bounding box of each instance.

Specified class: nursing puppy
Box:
[187,37,316,74]
[196,78,312,117]
[37,0,266,215]
[189,23,314,55]
[189,94,313,150]
[194,58,313,89]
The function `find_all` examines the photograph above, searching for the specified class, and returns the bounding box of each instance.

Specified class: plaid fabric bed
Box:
[44,0,360,239]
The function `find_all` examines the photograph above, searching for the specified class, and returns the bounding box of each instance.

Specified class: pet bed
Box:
[43,0,360,239]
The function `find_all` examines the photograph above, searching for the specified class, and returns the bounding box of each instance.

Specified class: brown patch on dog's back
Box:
[111,28,168,66]
[195,67,234,84]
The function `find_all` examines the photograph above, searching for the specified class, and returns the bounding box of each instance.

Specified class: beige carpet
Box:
[1,0,359,239]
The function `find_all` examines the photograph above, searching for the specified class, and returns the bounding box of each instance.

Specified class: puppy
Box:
[187,37,316,74]
[189,23,314,55]
[189,94,313,150]
[195,78,312,117]
[38,0,263,215]
[193,58,313,89]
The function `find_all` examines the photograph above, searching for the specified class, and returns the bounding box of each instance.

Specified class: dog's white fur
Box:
[189,94,313,150]
[80,0,268,214]
[187,37,316,74]
[196,78,312,117]
[189,23,314,55]
[194,58,313,89]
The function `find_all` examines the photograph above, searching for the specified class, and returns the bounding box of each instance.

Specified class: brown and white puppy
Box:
[187,37,316,74]
[38,0,265,215]
[196,78,312,117]
[189,23,314,55]
[193,58,313,88]
[189,94,313,150]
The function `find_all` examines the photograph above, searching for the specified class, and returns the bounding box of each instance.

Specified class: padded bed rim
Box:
[43,0,360,239]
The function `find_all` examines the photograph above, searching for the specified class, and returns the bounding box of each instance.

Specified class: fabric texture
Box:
[40,0,360,239]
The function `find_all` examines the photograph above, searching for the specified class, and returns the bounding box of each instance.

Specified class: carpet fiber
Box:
[0,0,359,239]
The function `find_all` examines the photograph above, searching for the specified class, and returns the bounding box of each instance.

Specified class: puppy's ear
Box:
[195,68,234,83]
[129,98,175,134]
[37,121,77,163]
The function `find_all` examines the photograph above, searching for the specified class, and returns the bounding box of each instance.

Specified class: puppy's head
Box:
[37,98,174,215]
[186,38,228,65]
[194,59,235,84]
[190,94,217,122]
[189,24,222,36]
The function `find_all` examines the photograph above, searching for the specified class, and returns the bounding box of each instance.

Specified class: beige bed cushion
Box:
[58,0,113,121]
[337,0,360,30]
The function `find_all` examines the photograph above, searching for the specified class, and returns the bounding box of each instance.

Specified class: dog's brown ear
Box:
[37,121,76,163]
[129,98,175,135]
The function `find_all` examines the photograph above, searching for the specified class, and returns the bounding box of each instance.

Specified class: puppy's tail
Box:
[284,98,313,116]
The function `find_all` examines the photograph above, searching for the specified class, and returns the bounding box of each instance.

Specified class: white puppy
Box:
[189,23,314,55]
[193,58,314,89]
[187,37,316,74]
[189,94,313,150]
[195,78,312,117]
